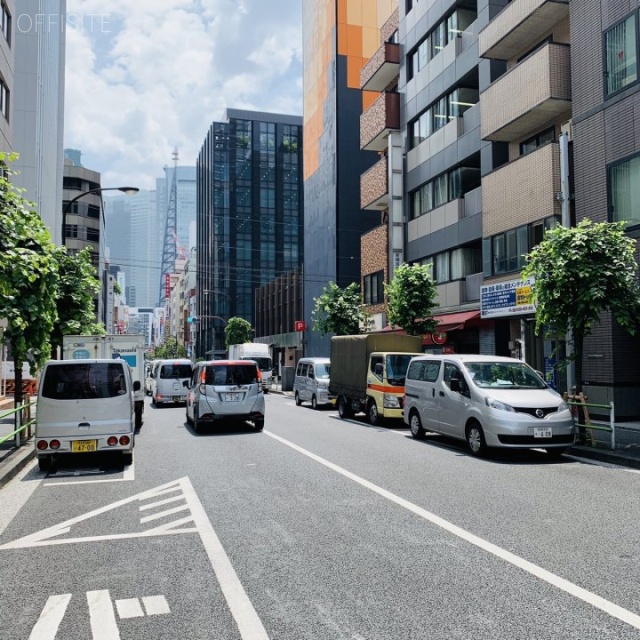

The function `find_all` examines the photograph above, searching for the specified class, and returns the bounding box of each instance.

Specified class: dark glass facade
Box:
[196,109,303,358]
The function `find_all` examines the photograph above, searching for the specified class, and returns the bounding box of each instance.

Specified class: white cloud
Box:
[64,0,303,189]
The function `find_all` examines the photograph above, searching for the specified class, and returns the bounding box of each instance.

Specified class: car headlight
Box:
[557,400,569,412]
[318,382,328,389]
[485,397,516,412]
[383,394,400,408]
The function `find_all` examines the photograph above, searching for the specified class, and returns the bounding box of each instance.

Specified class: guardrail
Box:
[0,396,36,449]
[564,392,615,450]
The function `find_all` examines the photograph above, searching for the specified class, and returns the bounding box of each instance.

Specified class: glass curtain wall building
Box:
[196,109,303,358]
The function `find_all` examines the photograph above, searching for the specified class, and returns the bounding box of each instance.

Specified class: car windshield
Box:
[205,364,259,386]
[160,364,193,379]
[464,362,546,389]
[42,363,128,399]
[315,363,330,379]
[386,355,415,385]
[242,357,272,371]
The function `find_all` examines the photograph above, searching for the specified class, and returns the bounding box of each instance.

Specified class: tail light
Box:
[37,440,48,451]
[257,368,262,383]
[107,436,118,446]
[119,435,130,446]
[50,440,61,450]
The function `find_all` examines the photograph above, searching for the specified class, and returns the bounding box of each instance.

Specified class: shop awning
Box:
[433,310,481,333]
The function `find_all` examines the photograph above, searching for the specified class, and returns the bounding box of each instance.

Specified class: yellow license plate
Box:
[72,440,97,453]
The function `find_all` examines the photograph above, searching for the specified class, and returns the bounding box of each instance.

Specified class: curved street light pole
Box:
[62,186,139,246]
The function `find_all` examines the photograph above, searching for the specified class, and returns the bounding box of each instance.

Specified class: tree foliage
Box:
[224,317,253,347]
[311,281,372,336]
[386,263,439,335]
[152,337,187,359]
[51,246,103,353]
[522,219,640,391]
[0,153,58,406]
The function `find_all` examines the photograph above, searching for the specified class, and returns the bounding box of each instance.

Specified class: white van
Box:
[35,359,137,471]
[294,357,334,409]
[403,354,575,457]
[150,359,193,406]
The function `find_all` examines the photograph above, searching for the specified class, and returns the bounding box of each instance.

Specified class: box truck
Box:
[62,334,146,430]
[227,343,273,392]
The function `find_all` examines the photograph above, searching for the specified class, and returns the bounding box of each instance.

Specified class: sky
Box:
[64,0,303,190]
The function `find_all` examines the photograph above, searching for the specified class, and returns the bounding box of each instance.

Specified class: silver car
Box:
[184,360,265,433]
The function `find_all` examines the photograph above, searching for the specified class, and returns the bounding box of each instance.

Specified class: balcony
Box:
[361,92,400,152]
[360,42,400,92]
[481,43,570,142]
[479,0,569,61]
[361,155,388,210]
[482,142,561,233]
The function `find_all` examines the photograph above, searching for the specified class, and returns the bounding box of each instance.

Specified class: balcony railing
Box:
[480,43,571,142]
[361,155,389,210]
[360,42,400,92]
[360,92,400,152]
[479,0,569,61]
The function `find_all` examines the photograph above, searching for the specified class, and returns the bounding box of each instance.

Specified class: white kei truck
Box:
[62,334,146,430]
[227,343,273,392]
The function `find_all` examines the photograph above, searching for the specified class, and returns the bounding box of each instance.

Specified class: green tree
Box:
[311,281,372,336]
[386,263,439,336]
[522,219,640,392]
[0,153,58,407]
[224,317,253,347]
[153,337,187,359]
[51,246,103,354]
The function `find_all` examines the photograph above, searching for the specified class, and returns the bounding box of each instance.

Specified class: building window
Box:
[609,153,640,227]
[520,126,555,156]
[605,14,638,96]
[0,74,8,121]
[364,271,384,305]
[416,245,481,284]
[410,166,481,219]
[1,2,10,46]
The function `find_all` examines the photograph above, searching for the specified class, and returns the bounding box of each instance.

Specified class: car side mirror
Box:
[183,380,189,388]
[133,381,141,391]
[450,378,461,393]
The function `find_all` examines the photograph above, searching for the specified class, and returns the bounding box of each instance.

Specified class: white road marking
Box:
[115,598,144,619]
[265,429,640,631]
[142,595,171,616]
[139,504,190,524]
[139,495,185,511]
[29,594,71,640]
[87,590,120,640]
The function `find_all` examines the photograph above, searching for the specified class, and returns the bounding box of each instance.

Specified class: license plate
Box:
[72,440,97,453]
[533,428,553,439]
[172,396,182,402]
[224,393,240,402]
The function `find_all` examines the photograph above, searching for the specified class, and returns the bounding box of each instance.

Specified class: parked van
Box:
[184,360,265,433]
[403,354,575,457]
[150,359,193,406]
[294,357,334,409]
[35,359,138,472]
[144,360,156,396]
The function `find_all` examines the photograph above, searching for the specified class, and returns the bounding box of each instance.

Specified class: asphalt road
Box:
[1,394,640,639]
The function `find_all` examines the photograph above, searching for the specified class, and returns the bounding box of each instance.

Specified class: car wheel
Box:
[121,451,133,466]
[254,418,264,431]
[466,422,487,456]
[295,392,302,406]
[367,400,382,425]
[545,447,568,459]
[135,405,143,431]
[409,411,426,440]
[311,395,318,410]
[38,457,51,472]
[338,396,353,419]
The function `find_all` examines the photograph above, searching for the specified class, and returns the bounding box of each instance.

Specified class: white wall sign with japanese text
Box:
[480,276,536,318]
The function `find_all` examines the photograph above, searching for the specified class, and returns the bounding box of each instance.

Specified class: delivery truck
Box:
[62,334,146,430]
[329,334,423,425]
[227,343,273,391]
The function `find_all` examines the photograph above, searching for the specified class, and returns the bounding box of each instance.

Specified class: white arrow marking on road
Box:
[265,429,640,633]
[29,594,71,640]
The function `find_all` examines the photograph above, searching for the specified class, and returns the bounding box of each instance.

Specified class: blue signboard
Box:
[71,349,91,359]
[480,277,536,318]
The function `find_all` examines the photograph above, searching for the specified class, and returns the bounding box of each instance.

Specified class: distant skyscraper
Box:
[64,148,82,167]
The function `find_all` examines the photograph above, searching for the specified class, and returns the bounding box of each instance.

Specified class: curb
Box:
[567,445,640,470]
[0,439,35,489]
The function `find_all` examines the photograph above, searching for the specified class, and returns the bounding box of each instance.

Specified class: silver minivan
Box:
[404,354,575,457]
[294,357,334,409]
[35,359,137,471]
[184,360,265,433]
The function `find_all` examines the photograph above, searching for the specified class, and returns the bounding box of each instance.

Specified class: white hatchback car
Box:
[184,360,265,433]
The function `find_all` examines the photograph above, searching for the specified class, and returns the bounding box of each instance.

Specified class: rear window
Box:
[160,364,193,379]
[42,363,128,400]
[205,364,259,386]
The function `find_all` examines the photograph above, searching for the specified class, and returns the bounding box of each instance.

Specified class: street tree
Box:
[311,281,372,336]
[522,219,640,392]
[386,263,439,336]
[153,337,187,359]
[51,246,103,355]
[0,153,58,408]
[224,317,253,347]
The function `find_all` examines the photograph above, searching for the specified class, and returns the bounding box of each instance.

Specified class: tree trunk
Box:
[573,331,584,395]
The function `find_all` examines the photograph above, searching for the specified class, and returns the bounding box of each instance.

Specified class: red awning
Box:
[433,310,481,333]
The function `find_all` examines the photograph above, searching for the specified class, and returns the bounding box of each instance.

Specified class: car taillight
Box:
[257,369,262,382]
[50,440,61,450]
[107,436,118,446]
[37,440,48,451]
[119,435,130,446]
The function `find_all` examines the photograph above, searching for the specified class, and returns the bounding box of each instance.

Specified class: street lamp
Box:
[62,186,139,246]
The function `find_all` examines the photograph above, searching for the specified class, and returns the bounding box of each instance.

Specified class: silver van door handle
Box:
[431,388,435,397]
[78,422,90,428]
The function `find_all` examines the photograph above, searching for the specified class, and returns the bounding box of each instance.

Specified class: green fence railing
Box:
[0,397,36,449]
[565,396,615,450]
